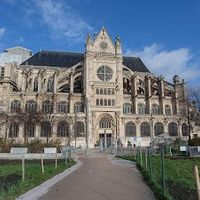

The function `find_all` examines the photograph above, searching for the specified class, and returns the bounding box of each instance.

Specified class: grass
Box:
[0,159,76,200]
[119,153,199,200]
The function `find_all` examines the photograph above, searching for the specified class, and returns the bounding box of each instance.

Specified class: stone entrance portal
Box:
[99,133,112,149]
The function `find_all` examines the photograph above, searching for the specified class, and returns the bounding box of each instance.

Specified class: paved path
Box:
[39,153,156,200]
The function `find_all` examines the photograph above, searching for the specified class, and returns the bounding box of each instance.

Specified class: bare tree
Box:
[180,85,200,139]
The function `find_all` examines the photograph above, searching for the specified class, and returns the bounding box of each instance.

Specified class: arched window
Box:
[108,99,111,106]
[11,100,21,113]
[57,101,67,113]
[25,100,37,112]
[152,104,160,115]
[123,103,132,114]
[100,99,103,106]
[154,122,164,136]
[140,122,150,137]
[99,118,112,129]
[165,105,171,115]
[182,123,189,136]
[125,122,136,137]
[57,121,69,137]
[96,89,99,94]
[112,99,115,106]
[123,78,131,94]
[96,99,99,106]
[74,76,83,93]
[138,103,146,114]
[74,121,85,137]
[33,78,38,92]
[41,121,52,137]
[168,122,178,136]
[74,102,84,112]
[108,89,111,95]
[112,89,114,95]
[42,100,53,114]
[100,89,103,94]
[9,122,19,137]
[104,89,107,95]
[47,77,54,92]
[104,99,107,106]
[24,123,35,137]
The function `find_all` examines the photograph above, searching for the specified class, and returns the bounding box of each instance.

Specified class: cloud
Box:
[126,43,200,84]
[0,27,6,39]
[34,0,92,42]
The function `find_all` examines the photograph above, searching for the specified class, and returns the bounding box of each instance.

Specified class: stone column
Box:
[131,75,137,114]
[159,76,165,115]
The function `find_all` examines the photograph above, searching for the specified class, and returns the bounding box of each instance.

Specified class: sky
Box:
[0,0,200,85]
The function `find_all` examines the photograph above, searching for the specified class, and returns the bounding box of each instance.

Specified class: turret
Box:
[85,33,93,53]
[115,36,122,55]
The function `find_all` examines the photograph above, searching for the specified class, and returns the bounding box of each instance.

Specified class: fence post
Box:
[22,155,25,182]
[148,150,152,180]
[65,151,68,165]
[145,152,148,170]
[41,153,44,175]
[194,165,200,200]
[55,152,58,169]
[140,148,143,167]
[161,148,165,196]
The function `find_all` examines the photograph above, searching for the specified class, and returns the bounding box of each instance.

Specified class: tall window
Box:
[168,122,178,136]
[165,105,171,115]
[0,67,5,78]
[24,123,35,137]
[42,100,53,114]
[123,103,132,114]
[96,99,99,106]
[74,102,84,112]
[47,77,54,92]
[154,122,164,136]
[74,121,85,137]
[182,123,189,136]
[57,121,69,137]
[9,122,19,137]
[57,101,67,113]
[11,100,21,113]
[41,121,52,137]
[152,104,160,115]
[33,78,38,92]
[140,122,150,137]
[25,100,37,112]
[74,76,83,93]
[96,89,99,94]
[138,103,146,114]
[125,122,136,137]
[99,118,112,129]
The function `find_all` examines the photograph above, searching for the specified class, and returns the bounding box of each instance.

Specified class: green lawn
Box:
[0,159,76,200]
[119,154,199,200]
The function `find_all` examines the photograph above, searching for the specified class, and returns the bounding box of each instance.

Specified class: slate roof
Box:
[21,50,150,73]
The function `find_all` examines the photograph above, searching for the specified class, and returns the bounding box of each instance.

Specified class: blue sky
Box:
[0,0,200,85]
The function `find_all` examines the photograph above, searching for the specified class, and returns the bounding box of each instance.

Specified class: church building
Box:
[0,27,190,148]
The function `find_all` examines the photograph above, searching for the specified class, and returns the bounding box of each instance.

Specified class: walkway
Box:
[39,152,155,200]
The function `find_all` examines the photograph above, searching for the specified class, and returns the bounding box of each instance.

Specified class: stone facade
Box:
[0,28,193,148]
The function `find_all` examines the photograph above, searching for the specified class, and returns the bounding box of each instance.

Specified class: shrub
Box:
[188,137,200,146]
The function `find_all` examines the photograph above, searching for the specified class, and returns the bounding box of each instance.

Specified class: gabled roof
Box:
[20,50,150,73]
[123,56,150,73]
[21,51,84,68]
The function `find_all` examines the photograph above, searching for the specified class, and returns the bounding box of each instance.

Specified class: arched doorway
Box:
[98,114,114,149]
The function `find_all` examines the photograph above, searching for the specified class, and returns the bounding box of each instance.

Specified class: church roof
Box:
[20,50,150,73]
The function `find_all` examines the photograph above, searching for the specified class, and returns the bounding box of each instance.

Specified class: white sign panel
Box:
[180,146,186,152]
[44,147,57,154]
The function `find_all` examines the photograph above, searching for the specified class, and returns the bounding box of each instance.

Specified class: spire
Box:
[115,36,122,55]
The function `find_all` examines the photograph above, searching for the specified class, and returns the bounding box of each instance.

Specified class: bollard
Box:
[194,165,200,200]
[41,153,44,175]
[22,155,25,182]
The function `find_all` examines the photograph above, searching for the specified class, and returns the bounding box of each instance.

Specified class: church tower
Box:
[84,27,123,147]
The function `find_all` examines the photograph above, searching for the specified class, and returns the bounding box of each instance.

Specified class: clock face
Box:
[97,66,113,81]
[100,41,108,49]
